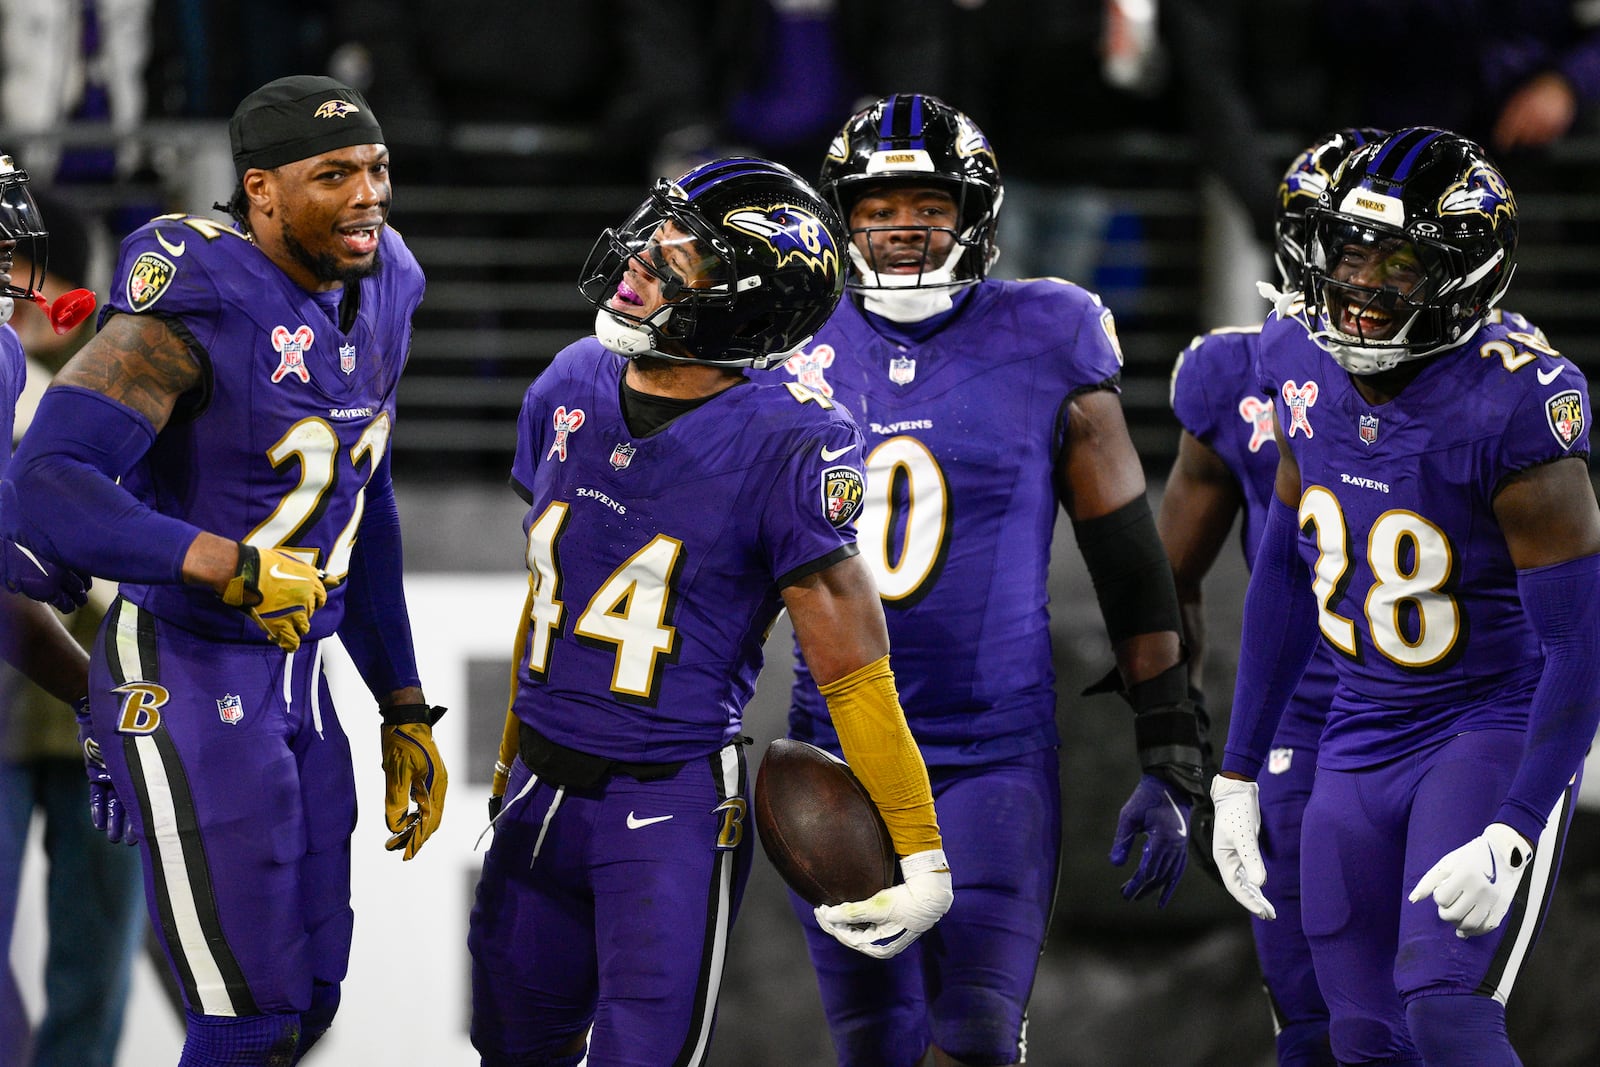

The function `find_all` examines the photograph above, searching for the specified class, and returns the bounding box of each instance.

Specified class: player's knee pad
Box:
[178,1010,299,1066]
[1275,1018,1335,1067]
[1406,992,1512,1065]
[929,986,1024,1066]
[292,980,340,1063]
[1328,1015,1421,1067]
[834,1019,929,1067]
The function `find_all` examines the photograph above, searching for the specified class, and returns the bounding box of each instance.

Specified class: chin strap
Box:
[848,244,967,323]
[594,307,668,357]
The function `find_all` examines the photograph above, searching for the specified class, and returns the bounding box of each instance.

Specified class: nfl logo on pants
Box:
[217,693,244,725]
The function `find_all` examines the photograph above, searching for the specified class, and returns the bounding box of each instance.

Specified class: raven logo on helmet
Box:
[723,206,840,279]
[1438,161,1515,226]
[313,100,360,119]
[1280,148,1335,212]
[953,114,995,166]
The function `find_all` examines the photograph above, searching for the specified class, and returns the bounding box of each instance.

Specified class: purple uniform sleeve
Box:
[1222,495,1322,777]
[1169,333,1222,443]
[762,420,865,587]
[1,385,202,584]
[335,450,422,698]
[1498,553,1600,842]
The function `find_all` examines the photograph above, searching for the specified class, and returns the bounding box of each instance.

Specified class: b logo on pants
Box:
[114,681,169,734]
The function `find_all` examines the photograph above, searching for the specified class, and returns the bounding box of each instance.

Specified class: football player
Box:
[470,157,951,1067]
[0,151,120,1067]
[767,93,1205,1067]
[0,77,446,1065]
[1164,129,1557,1066]
[1212,128,1600,1066]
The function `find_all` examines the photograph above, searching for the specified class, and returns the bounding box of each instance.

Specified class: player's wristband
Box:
[381,703,447,727]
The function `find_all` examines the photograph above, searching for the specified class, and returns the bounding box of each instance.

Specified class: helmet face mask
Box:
[819,94,1002,294]
[1274,128,1385,288]
[579,192,736,355]
[579,159,845,368]
[0,153,48,301]
[1301,128,1517,375]
[845,183,968,286]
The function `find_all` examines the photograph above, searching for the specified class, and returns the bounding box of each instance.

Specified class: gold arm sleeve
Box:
[818,655,942,857]
[493,580,534,796]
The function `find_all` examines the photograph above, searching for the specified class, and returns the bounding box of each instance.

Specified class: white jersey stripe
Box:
[1488,787,1569,1005]
[684,743,743,1066]
[132,732,237,1015]
[113,602,240,1017]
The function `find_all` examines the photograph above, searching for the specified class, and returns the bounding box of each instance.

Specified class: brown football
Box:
[753,738,898,907]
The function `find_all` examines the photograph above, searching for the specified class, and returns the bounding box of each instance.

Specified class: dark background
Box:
[6,0,1600,1061]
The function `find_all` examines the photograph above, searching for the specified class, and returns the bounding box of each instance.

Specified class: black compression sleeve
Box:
[1071,495,1182,644]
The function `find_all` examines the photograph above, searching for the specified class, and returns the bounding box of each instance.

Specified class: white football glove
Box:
[1408,822,1532,939]
[814,848,953,960]
[1210,775,1277,921]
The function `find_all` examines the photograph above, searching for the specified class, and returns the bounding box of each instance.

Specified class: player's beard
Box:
[282,224,384,287]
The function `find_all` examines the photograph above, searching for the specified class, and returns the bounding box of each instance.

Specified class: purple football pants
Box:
[89,596,356,1021]
[789,747,1061,1067]
[1254,740,1334,1066]
[1301,727,1579,1065]
[469,740,751,1067]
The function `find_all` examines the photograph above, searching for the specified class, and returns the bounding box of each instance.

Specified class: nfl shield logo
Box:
[888,356,916,386]
[1358,414,1379,445]
[339,343,356,374]
[217,693,244,725]
[609,442,636,470]
[1267,747,1293,775]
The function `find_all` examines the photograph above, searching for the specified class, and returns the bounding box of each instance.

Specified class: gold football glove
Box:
[380,704,448,860]
[221,544,327,651]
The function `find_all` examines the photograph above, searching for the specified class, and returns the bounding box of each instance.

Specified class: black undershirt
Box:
[618,374,749,436]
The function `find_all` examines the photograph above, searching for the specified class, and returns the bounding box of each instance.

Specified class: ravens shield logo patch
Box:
[127,250,176,310]
[1546,389,1585,450]
[821,465,864,528]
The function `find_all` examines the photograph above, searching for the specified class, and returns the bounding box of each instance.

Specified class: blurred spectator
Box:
[0,189,145,1067]
[148,1,335,119]
[323,0,664,177]
[0,0,154,180]
[1320,0,1600,157]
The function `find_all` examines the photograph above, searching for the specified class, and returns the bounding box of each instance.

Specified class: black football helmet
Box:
[0,153,48,300]
[817,93,1002,288]
[1274,128,1385,288]
[579,156,845,368]
[1301,127,1517,374]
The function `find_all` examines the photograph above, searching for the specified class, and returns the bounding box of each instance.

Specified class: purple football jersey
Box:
[102,214,424,642]
[1171,323,1338,753]
[508,339,865,763]
[772,279,1124,765]
[0,324,22,470]
[1254,310,1588,770]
